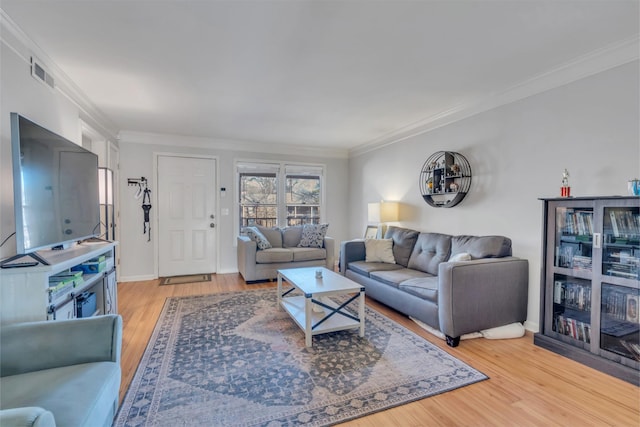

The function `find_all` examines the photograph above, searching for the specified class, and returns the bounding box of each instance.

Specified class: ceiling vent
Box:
[30,57,55,89]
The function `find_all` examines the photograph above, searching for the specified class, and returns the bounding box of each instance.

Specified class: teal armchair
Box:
[0,315,122,427]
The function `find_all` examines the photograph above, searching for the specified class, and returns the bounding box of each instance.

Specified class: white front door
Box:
[157,155,216,277]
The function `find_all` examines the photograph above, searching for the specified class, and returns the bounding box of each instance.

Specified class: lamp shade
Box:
[380,201,399,222]
[367,202,381,223]
[368,201,399,223]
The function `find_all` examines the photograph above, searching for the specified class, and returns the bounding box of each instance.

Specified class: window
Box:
[237,161,324,231]
[240,172,277,228]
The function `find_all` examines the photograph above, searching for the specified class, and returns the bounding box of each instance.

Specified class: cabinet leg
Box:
[446,335,460,347]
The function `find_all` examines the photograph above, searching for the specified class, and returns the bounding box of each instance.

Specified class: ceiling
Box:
[1,1,638,153]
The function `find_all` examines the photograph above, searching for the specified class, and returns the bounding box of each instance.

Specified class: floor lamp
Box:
[367,201,400,238]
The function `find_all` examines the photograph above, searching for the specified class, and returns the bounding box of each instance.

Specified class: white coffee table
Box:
[277,267,365,347]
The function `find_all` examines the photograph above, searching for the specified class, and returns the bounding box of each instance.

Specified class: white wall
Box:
[117,137,349,281]
[348,61,640,332]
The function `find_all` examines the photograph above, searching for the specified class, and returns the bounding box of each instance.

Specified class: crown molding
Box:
[118,130,350,159]
[0,8,119,141]
[350,35,640,158]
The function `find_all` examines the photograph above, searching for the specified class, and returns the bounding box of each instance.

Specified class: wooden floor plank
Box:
[117,273,640,426]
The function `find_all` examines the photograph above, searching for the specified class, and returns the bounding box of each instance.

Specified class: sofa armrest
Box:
[437,257,528,339]
[339,239,366,274]
[0,407,56,427]
[237,235,257,280]
[0,314,122,377]
[323,237,335,270]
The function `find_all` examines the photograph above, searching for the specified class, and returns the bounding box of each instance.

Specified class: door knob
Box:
[210,223,215,228]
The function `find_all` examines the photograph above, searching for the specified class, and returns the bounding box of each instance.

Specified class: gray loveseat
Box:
[238,225,335,282]
[0,315,122,427]
[340,226,528,346]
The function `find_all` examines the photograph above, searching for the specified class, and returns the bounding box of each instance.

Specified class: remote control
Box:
[1,261,40,268]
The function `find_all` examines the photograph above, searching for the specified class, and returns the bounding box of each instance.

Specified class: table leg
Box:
[277,273,282,308]
[305,294,313,347]
[358,290,365,337]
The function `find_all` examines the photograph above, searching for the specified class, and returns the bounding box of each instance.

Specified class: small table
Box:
[277,267,365,347]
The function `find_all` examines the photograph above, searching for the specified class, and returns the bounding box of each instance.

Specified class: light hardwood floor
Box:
[118,274,640,426]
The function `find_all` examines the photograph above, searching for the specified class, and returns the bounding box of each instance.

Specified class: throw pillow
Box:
[449,252,472,262]
[365,238,396,264]
[256,225,283,248]
[244,227,272,250]
[481,322,525,339]
[298,223,329,248]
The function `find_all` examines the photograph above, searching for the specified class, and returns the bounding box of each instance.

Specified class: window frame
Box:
[235,160,325,236]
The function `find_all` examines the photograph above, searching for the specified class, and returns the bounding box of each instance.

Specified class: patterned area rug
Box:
[160,273,211,285]
[115,289,487,426]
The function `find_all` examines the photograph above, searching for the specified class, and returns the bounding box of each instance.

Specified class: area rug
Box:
[160,273,211,285]
[114,289,487,426]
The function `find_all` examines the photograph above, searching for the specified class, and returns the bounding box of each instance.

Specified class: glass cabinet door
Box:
[602,206,639,280]
[554,207,593,270]
[552,274,591,343]
[600,283,640,361]
[549,205,594,346]
[600,205,640,363]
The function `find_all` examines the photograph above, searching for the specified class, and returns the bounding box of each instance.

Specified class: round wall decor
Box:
[419,151,471,208]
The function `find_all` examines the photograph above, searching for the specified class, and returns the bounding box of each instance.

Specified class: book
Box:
[626,295,639,323]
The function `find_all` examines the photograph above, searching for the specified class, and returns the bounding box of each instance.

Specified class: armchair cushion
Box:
[298,223,329,248]
[0,407,55,427]
[282,226,303,247]
[244,227,272,250]
[256,225,283,248]
[0,315,122,427]
[256,248,293,263]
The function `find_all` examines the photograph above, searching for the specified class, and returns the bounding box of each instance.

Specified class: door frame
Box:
[153,152,220,279]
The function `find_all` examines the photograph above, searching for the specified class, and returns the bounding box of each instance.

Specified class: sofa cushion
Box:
[0,362,120,427]
[370,268,431,288]
[298,223,329,248]
[245,227,272,250]
[407,233,452,275]
[384,226,420,267]
[399,277,439,303]
[257,225,283,248]
[348,261,403,277]
[290,247,327,262]
[365,239,395,263]
[282,226,303,248]
[256,248,293,263]
[451,235,512,259]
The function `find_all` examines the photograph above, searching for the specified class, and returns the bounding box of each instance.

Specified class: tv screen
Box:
[10,113,100,255]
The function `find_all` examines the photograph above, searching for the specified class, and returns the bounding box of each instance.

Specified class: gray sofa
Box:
[0,315,122,427]
[340,226,528,346]
[238,225,335,282]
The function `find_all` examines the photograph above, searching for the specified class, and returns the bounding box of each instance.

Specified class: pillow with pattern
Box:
[244,226,272,250]
[298,223,329,248]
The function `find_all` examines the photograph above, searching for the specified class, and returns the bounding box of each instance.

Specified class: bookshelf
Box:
[535,196,639,385]
[419,151,472,208]
[0,242,117,324]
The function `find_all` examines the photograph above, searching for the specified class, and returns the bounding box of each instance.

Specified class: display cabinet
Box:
[419,151,472,208]
[535,196,639,385]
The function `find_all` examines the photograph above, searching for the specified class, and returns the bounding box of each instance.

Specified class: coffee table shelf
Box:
[277,267,365,347]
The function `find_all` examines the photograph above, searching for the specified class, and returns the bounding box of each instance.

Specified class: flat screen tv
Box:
[5,113,100,265]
